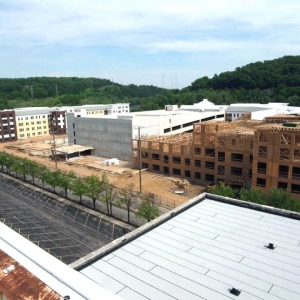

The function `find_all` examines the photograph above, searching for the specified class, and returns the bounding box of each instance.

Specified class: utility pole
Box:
[30,85,34,98]
[51,118,57,169]
[138,126,142,193]
[55,84,58,97]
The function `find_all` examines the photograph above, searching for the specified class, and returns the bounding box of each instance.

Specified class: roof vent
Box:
[267,243,275,250]
[3,265,15,274]
[230,288,241,296]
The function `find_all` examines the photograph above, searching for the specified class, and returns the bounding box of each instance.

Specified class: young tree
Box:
[25,159,39,184]
[84,174,102,209]
[36,164,48,188]
[59,170,76,198]
[208,185,235,198]
[71,177,86,203]
[119,183,135,223]
[101,175,117,216]
[46,169,62,192]
[0,152,9,171]
[136,196,160,222]
[11,157,24,178]
[239,188,266,205]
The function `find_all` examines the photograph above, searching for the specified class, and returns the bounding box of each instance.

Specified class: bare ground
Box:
[1,135,206,208]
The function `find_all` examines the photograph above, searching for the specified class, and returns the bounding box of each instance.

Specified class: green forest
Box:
[0,55,300,111]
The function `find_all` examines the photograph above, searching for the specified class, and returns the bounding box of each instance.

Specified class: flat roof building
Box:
[73,193,300,300]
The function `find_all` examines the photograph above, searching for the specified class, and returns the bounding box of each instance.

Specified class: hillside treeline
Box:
[0,55,300,110]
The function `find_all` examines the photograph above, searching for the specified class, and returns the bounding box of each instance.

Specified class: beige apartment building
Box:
[15,109,50,139]
[132,114,300,197]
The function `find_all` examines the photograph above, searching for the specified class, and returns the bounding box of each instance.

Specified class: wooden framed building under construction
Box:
[132,114,300,197]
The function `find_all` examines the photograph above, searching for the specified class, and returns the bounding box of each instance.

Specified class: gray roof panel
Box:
[80,198,300,300]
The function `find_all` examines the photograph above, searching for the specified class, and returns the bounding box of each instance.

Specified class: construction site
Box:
[1,135,204,208]
[132,113,300,197]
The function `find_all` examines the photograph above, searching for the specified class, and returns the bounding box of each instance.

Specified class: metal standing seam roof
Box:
[79,195,300,300]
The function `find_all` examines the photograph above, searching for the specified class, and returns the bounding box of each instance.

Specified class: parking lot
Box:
[0,174,131,264]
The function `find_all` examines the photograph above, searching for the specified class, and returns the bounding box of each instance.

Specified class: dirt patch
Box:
[0,135,206,208]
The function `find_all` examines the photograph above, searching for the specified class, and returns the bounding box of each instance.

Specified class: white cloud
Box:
[0,0,300,86]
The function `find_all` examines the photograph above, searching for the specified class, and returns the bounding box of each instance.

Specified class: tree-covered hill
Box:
[191,55,300,90]
[0,55,299,110]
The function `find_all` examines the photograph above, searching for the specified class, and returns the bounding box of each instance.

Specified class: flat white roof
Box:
[80,196,300,300]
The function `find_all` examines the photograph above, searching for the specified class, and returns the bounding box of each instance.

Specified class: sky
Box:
[0,0,300,89]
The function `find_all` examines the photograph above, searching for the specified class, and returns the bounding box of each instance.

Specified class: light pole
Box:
[20,162,26,180]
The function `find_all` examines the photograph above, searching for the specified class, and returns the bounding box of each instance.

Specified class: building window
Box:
[74,139,76,144]
[173,168,181,176]
[142,162,149,169]
[26,122,29,125]
[256,178,266,187]
[32,127,35,130]
[195,160,201,167]
[163,155,169,163]
[185,170,191,177]
[257,162,267,174]
[194,147,201,155]
[218,165,225,175]
[44,131,47,134]
[172,157,181,164]
[195,172,201,179]
[142,152,148,158]
[152,153,160,160]
[205,161,215,169]
[185,158,190,165]
[258,146,268,158]
[205,174,215,182]
[19,123,23,126]
[20,134,24,137]
[249,169,252,178]
[152,164,160,171]
[218,152,225,162]
[231,153,243,162]
[291,184,300,194]
[27,133,30,137]
[278,165,289,178]
[231,167,243,176]
[249,155,253,163]
[292,167,300,179]
[205,148,215,157]
[277,182,288,190]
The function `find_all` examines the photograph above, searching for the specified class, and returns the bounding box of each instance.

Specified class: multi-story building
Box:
[67,107,224,161]
[49,110,66,135]
[15,108,50,139]
[132,114,300,197]
[0,110,17,142]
